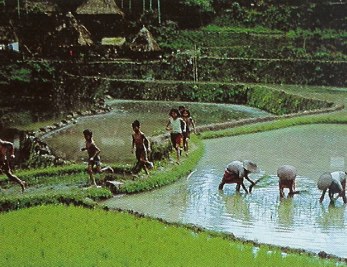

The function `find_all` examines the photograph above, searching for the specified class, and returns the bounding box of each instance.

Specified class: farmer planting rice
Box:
[277,165,297,198]
[218,160,257,193]
[318,171,347,204]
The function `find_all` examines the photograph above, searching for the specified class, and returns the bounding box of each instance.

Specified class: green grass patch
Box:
[0,187,112,212]
[200,111,347,139]
[0,205,343,267]
[202,25,283,35]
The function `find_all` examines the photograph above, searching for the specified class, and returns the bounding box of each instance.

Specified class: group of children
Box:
[219,160,347,204]
[166,106,196,164]
[0,105,198,192]
[81,105,197,186]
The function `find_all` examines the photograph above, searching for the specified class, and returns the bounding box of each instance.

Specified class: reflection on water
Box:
[103,124,347,258]
[42,100,271,164]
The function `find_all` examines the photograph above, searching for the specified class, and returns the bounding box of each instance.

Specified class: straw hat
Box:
[317,172,333,190]
[226,160,243,173]
[277,165,297,181]
[243,160,258,173]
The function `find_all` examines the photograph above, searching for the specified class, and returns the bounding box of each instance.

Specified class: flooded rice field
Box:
[42,100,270,163]
[103,124,347,258]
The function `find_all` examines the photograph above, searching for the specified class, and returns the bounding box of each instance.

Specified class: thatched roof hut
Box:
[76,0,124,17]
[129,26,161,53]
[49,12,93,47]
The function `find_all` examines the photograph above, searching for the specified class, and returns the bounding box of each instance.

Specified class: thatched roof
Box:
[76,0,124,16]
[50,12,93,47]
[129,26,161,52]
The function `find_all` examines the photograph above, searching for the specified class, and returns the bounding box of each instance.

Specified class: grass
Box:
[119,135,204,193]
[202,25,283,35]
[200,111,347,139]
[0,205,344,267]
[1,85,347,265]
[0,136,203,210]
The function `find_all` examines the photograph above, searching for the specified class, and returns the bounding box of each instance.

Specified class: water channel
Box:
[103,124,347,259]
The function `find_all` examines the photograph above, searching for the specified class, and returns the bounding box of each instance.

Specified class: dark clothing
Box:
[170,133,183,149]
[0,160,10,173]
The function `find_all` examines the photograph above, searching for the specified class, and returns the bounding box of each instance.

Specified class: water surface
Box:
[43,100,270,163]
[104,124,347,258]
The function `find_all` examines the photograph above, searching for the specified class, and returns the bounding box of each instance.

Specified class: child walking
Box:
[0,139,26,192]
[166,108,186,163]
[81,129,113,186]
[181,108,196,155]
[131,120,153,175]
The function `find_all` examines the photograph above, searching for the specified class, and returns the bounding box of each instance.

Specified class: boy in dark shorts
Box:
[81,129,113,186]
[0,139,26,192]
[131,120,153,175]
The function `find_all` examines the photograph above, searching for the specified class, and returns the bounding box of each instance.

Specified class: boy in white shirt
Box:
[166,108,186,163]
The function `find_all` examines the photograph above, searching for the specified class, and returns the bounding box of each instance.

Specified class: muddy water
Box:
[43,100,270,163]
[103,124,347,258]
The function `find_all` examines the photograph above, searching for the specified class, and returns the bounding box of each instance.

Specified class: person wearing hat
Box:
[318,171,347,203]
[218,160,257,193]
[277,165,297,198]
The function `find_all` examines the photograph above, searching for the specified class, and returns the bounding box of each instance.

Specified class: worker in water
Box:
[218,160,257,193]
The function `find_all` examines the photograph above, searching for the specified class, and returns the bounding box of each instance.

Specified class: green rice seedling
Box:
[0,187,112,212]
[0,205,344,267]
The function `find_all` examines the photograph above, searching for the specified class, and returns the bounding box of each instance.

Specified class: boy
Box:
[81,129,113,186]
[131,120,153,175]
[166,108,186,163]
[0,138,26,192]
[181,108,196,155]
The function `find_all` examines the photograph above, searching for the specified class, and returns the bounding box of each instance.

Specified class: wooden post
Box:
[17,0,20,19]
[157,0,161,24]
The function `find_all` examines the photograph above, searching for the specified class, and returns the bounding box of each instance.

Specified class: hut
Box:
[46,12,93,58]
[76,0,124,16]
[129,25,161,59]
[76,0,125,41]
